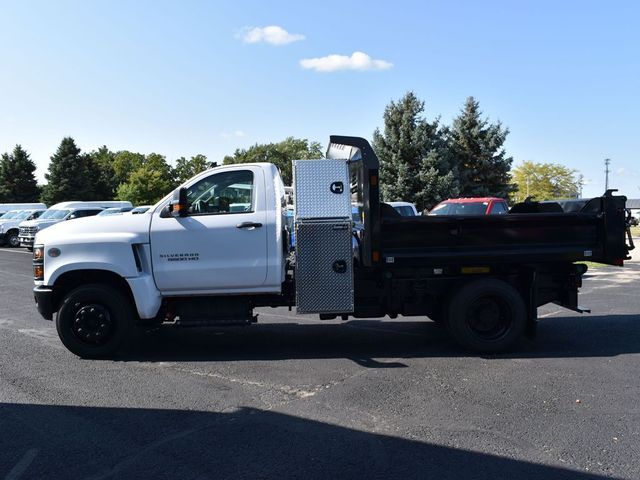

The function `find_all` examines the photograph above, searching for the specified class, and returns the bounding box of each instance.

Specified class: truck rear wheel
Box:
[56,284,133,358]
[446,279,526,353]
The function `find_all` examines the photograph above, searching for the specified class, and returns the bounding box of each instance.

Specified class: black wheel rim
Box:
[465,296,512,341]
[8,234,19,248]
[71,303,114,345]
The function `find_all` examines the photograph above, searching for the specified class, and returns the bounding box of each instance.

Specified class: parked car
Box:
[387,201,419,216]
[19,201,132,249]
[97,207,134,216]
[429,197,509,216]
[0,209,46,247]
[129,205,153,215]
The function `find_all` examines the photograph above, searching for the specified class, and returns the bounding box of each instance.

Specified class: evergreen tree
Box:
[41,137,93,205]
[174,154,211,184]
[0,145,40,202]
[373,92,458,212]
[448,97,515,199]
[223,137,323,185]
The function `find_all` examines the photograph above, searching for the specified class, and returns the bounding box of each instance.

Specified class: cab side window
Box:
[186,170,254,215]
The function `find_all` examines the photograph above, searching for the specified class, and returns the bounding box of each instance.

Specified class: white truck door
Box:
[150,166,268,293]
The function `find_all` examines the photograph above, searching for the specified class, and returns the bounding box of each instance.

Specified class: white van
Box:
[0,203,47,214]
[18,201,132,249]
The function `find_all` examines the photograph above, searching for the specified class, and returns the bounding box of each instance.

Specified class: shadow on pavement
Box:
[115,314,640,364]
[0,403,620,480]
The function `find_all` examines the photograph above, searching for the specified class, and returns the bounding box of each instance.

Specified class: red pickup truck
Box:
[429,197,509,215]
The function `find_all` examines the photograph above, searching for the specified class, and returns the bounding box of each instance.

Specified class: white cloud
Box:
[300,51,393,73]
[221,130,247,139]
[237,25,305,45]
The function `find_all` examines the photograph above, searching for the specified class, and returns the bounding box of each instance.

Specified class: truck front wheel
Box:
[446,279,526,353]
[5,230,19,248]
[56,284,133,358]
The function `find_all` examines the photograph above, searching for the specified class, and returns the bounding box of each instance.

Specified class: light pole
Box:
[605,158,610,191]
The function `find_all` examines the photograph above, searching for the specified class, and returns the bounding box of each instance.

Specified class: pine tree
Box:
[448,97,515,199]
[0,145,40,202]
[373,92,458,212]
[41,137,93,205]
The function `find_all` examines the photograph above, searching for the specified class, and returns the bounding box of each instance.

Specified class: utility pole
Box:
[604,158,610,191]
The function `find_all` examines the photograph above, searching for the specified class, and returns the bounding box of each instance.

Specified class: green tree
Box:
[86,146,117,200]
[112,151,145,187]
[0,145,40,202]
[41,137,93,205]
[116,153,175,205]
[174,154,211,184]
[511,161,581,202]
[448,97,515,199]
[223,137,322,185]
[373,92,459,212]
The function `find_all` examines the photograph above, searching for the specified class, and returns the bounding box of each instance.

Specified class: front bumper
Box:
[33,286,54,320]
[20,236,34,247]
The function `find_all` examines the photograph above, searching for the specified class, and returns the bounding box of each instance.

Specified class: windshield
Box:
[430,202,489,215]
[98,209,122,216]
[39,209,71,220]
[0,211,20,219]
[14,210,37,220]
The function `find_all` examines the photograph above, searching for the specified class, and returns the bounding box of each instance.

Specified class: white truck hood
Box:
[35,212,152,247]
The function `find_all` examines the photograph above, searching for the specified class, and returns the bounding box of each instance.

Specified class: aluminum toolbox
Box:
[295,220,354,314]
[293,159,351,220]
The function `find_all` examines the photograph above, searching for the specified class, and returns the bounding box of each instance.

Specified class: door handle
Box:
[236,222,263,229]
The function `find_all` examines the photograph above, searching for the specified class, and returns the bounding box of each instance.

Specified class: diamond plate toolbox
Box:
[293,159,351,220]
[295,221,354,314]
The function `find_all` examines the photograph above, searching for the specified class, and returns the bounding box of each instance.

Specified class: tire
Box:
[446,279,526,353]
[56,284,134,358]
[5,230,19,248]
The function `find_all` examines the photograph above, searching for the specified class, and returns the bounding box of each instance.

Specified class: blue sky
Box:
[1,0,638,198]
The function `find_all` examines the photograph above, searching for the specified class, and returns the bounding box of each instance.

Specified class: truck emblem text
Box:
[159,252,200,262]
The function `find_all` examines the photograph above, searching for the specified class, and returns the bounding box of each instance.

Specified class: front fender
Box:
[44,242,139,285]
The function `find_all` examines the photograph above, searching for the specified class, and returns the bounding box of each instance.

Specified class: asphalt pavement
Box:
[0,247,639,480]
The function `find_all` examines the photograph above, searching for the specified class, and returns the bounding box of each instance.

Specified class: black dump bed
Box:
[326,135,633,268]
[380,197,629,267]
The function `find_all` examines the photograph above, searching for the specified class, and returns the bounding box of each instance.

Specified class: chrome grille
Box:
[19,226,38,236]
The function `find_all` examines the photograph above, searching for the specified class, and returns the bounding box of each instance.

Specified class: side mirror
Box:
[169,187,188,218]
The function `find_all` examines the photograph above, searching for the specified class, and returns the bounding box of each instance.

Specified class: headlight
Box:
[33,245,44,280]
